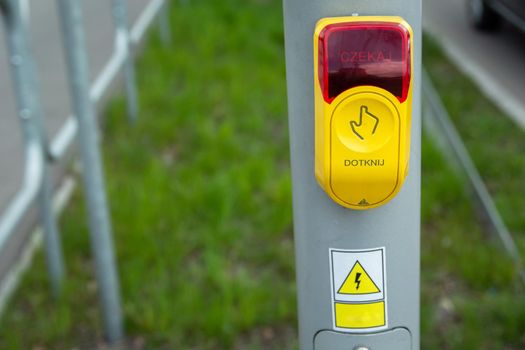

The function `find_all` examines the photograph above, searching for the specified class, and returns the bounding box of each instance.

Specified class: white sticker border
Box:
[329,247,388,333]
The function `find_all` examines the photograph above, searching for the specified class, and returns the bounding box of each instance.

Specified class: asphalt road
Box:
[423,0,525,127]
[0,0,149,213]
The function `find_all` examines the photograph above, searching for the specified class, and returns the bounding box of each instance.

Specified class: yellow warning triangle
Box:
[338,260,380,294]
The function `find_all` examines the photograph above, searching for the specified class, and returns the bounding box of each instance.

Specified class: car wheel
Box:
[467,0,501,30]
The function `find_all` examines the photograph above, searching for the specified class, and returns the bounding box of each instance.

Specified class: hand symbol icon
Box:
[350,106,379,140]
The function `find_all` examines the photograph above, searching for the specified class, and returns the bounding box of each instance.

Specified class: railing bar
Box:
[422,69,525,284]
[49,0,168,160]
[1,0,65,295]
[111,0,139,123]
[130,0,165,44]
[56,0,123,342]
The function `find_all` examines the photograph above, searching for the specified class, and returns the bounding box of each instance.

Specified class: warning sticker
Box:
[329,247,387,332]
[338,260,381,294]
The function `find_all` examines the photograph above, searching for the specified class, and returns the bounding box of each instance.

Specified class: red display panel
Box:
[318,22,411,103]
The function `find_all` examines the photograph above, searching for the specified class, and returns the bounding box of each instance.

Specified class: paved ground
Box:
[423,0,525,127]
[0,0,149,213]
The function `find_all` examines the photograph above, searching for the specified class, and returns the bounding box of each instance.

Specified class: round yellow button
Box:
[332,92,399,153]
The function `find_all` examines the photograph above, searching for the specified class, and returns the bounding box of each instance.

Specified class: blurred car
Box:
[467,0,525,31]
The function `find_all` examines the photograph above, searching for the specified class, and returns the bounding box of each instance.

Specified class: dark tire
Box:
[467,0,501,31]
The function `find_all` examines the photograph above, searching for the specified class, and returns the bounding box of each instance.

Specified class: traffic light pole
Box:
[282,1,422,349]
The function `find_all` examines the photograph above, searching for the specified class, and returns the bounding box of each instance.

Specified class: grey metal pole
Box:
[283,1,422,349]
[1,0,65,296]
[111,0,139,123]
[56,0,123,342]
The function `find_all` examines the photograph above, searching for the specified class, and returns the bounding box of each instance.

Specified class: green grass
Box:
[0,1,524,348]
[420,137,524,349]
[421,35,525,349]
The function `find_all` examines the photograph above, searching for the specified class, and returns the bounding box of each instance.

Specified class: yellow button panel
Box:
[314,16,414,210]
[330,89,401,207]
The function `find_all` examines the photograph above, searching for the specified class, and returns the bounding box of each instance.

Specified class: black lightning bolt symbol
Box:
[355,272,362,290]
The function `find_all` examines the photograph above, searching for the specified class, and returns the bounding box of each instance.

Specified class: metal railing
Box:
[422,69,525,284]
[51,0,171,160]
[0,0,171,343]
